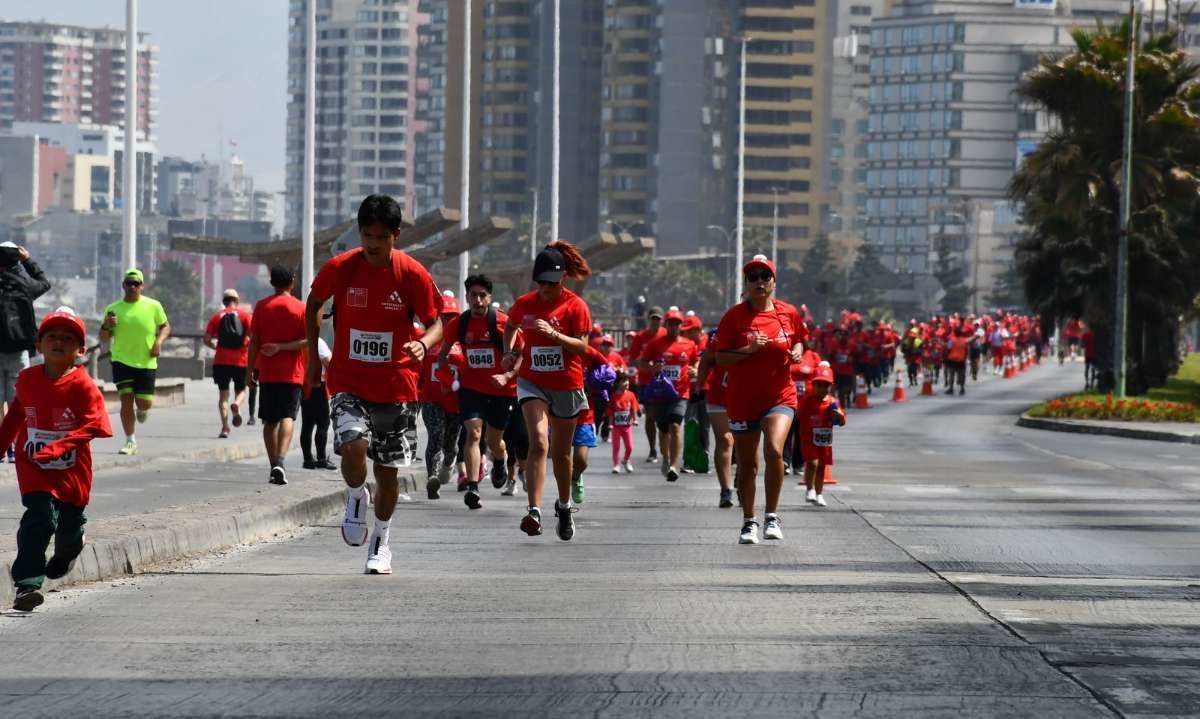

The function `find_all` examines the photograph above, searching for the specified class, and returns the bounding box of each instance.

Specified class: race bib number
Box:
[530,345,565,372]
[613,410,632,425]
[811,427,832,447]
[660,365,681,382]
[25,428,75,470]
[795,381,807,396]
[836,353,849,364]
[349,329,393,363]
[466,348,495,369]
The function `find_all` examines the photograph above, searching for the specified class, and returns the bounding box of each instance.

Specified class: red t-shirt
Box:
[829,340,856,378]
[639,335,699,399]
[714,300,807,421]
[0,366,113,506]
[604,350,627,373]
[442,311,517,397]
[420,343,463,413]
[252,292,307,385]
[606,389,640,427]
[577,345,611,425]
[205,307,253,368]
[630,327,665,384]
[705,350,729,407]
[798,392,842,465]
[311,248,442,404]
[507,288,591,391]
[790,349,822,400]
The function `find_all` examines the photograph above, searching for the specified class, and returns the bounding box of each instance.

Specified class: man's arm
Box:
[6,249,51,299]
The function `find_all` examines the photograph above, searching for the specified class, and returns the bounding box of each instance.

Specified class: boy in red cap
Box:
[1,308,113,611]
[798,362,845,508]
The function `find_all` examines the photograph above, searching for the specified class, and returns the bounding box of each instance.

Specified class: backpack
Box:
[642,371,680,403]
[217,311,246,349]
[0,293,35,353]
[457,307,503,354]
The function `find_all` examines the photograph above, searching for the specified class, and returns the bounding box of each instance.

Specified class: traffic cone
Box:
[892,369,907,402]
[854,374,871,409]
[920,370,934,396]
[1004,354,1015,379]
[824,464,836,486]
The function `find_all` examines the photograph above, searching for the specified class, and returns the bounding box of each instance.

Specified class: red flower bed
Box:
[1031,394,1198,422]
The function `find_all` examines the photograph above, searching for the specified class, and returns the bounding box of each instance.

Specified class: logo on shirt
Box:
[347,288,368,308]
[383,290,405,312]
[53,407,77,429]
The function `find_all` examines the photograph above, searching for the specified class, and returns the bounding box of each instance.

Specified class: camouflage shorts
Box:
[330,393,419,468]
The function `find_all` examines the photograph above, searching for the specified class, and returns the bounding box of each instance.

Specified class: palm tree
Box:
[1010,20,1200,392]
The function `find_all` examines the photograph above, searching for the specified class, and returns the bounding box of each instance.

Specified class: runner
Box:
[715,255,807,544]
[440,274,521,510]
[798,363,845,508]
[606,374,639,473]
[828,326,856,408]
[944,327,969,395]
[306,194,443,575]
[637,308,699,482]
[204,289,252,438]
[594,334,625,442]
[246,266,307,485]
[300,332,335,469]
[502,241,592,541]
[421,295,464,499]
[697,332,735,508]
[99,269,170,456]
[629,307,665,462]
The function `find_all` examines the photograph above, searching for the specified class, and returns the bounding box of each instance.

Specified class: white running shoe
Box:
[612,465,621,474]
[763,515,784,540]
[341,487,371,546]
[501,478,517,496]
[805,488,817,504]
[815,494,827,508]
[623,460,634,474]
[739,520,760,545]
[364,534,392,575]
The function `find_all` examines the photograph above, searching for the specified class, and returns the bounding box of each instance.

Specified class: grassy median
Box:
[1026,354,1200,422]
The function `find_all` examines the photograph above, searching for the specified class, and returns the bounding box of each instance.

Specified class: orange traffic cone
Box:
[920,370,934,396]
[853,374,871,409]
[824,464,836,486]
[1004,354,1015,378]
[892,369,907,402]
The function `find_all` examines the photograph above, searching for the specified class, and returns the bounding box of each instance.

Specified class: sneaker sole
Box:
[427,480,441,500]
[666,470,679,482]
[366,566,393,575]
[520,515,542,536]
[764,533,784,541]
[738,537,760,545]
[719,500,734,508]
[465,493,482,510]
[12,590,44,612]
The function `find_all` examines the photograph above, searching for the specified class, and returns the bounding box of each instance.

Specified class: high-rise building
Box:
[0,21,157,139]
[413,0,448,215]
[285,0,414,237]
[864,0,1125,276]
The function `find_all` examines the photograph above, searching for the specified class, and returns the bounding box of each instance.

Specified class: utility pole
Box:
[459,0,473,307]
[530,187,539,260]
[122,0,138,274]
[550,0,561,244]
[301,0,316,298]
[1115,0,1138,397]
[771,187,780,270]
[735,36,747,301]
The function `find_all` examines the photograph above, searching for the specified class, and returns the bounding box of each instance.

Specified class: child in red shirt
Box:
[798,363,845,508]
[606,375,640,473]
[0,308,113,611]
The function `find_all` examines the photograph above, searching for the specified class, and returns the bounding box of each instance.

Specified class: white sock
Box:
[373,517,391,545]
[557,499,572,510]
[127,434,136,443]
[349,484,367,500]
[765,512,778,520]
[528,505,540,515]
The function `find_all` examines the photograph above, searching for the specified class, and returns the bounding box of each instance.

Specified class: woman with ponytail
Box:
[501,242,592,541]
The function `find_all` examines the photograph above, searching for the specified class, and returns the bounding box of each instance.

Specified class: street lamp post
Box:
[1115,0,1138,397]
[301,0,316,298]
[459,0,473,308]
[122,0,138,276]
[770,187,780,270]
[707,224,735,305]
[735,36,748,302]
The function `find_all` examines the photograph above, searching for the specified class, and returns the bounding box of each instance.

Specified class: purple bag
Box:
[586,363,618,402]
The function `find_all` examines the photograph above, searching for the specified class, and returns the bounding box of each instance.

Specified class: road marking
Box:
[903,486,960,494]
[1000,609,1041,623]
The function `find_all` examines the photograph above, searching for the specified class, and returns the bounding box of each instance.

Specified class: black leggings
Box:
[421,402,462,478]
[300,385,330,462]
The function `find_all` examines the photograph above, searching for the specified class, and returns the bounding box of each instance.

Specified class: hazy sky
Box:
[0,1,288,192]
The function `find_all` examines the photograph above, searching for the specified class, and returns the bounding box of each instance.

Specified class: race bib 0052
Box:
[466,348,495,369]
[530,345,565,372]
[349,329,393,363]
[25,427,74,470]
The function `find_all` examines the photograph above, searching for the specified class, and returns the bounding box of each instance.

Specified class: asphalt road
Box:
[2,362,1198,718]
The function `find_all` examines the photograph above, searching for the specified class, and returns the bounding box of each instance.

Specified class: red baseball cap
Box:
[440,292,460,315]
[681,315,702,331]
[664,308,685,322]
[599,334,615,344]
[743,254,775,277]
[813,363,834,384]
[38,307,86,345]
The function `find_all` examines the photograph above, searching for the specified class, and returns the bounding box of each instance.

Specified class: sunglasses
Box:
[123,280,143,287]
[745,270,773,283]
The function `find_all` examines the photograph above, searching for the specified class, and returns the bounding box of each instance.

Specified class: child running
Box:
[607,375,639,473]
[1,308,113,611]
[799,363,846,508]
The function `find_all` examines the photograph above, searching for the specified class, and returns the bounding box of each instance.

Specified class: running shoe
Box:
[555,502,576,541]
[491,460,508,489]
[622,460,634,474]
[118,438,137,456]
[457,473,469,492]
[341,487,371,546]
[6,447,15,463]
[317,459,338,470]
[520,507,542,536]
[135,408,148,424]
[815,494,827,508]
[437,464,452,485]
[666,466,679,483]
[219,429,230,439]
[719,488,734,508]
[269,466,288,485]
[464,483,482,510]
[364,533,392,575]
[763,514,784,541]
[646,451,658,463]
[959,387,965,396]
[805,488,817,504]
[427,476,441,499]
[230,403,243,427]
[611,465,621,474]
[501,478,517,496]
[738,520,760,545]
[247,417,256,426]
[45,552,77,580]
[12,586,43,612]
[572,476,585,505]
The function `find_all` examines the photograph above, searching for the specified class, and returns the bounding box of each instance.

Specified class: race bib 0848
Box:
[466,348,495,369]
[349,329,393,363]
[530,345,565,372]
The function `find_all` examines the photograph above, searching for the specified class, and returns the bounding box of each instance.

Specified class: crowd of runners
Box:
[2,194,1055,608]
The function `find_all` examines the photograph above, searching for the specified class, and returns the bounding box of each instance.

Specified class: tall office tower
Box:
[413,0,448,215]
[0,20,157,139]
[285,0,414,237]
[864,0,1126,275]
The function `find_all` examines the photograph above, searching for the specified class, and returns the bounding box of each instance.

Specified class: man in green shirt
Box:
[99,269,171,455]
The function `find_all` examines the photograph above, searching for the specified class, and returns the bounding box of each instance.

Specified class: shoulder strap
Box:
[487,306,502,353]
[458,309,471,346]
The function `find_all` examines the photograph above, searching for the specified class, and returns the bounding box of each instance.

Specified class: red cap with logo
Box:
[664,307,685,322]
[38,307,86,345]
[440,290,460,315]
[743,253,775,277]
[813,363,835,384]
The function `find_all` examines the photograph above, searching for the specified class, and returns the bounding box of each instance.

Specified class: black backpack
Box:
[457,307,503,353]
[0,293,35,353]
[217,311,246,349]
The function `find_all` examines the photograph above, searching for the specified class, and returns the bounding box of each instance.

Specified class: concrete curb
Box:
[1017,413,1200,444]
[1,472,420,609]
[0,439,269,483]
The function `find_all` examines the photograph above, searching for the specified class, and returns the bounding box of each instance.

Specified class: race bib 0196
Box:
[349,329,393,363]
[25,427,75,470]
[466,348,495,369]
[812,427,832,447]
[530,345,565,372]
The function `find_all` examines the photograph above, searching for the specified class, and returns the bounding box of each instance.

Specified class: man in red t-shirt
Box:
[246,266,307,487]
[638,308,699,481]
[439,273,521,506]
[630,307,665,461]
[306,194,443,576]
[204,288,253,438]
